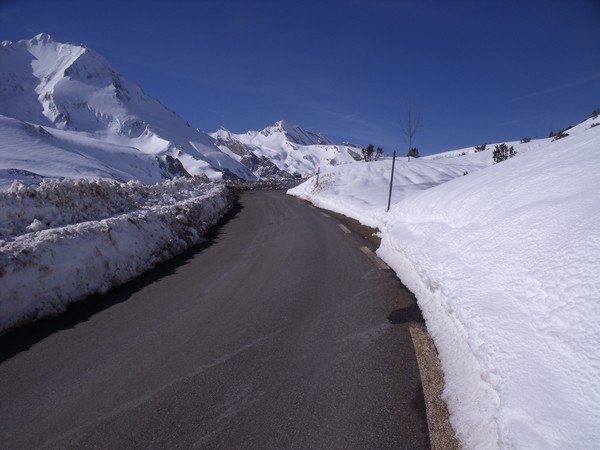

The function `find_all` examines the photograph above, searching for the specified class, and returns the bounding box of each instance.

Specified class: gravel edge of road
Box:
[410,325,462,450]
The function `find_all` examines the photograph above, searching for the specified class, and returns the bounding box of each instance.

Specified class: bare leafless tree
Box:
[401,107,420,156]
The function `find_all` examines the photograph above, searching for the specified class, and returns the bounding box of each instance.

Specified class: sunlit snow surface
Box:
[289,117,600,449]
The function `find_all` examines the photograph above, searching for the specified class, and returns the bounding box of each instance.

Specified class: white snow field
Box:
[289,116,600,449]
[0,177,232,334]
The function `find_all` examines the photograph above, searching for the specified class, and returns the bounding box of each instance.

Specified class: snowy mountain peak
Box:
[0,34,256,183]
[260,120,332,146]
[2,33,55,47]
[213,127,234,140]
[211,121,361,178]
[30,32,54,44]
[274,119,291,132]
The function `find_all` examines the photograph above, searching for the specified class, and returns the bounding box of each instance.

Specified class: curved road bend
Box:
[0,190,429,449]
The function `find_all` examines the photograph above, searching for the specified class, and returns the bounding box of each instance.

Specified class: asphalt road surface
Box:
[0,190,429,449]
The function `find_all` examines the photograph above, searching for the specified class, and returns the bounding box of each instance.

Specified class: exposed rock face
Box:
[213,130,293,179]
[159,155,192,179]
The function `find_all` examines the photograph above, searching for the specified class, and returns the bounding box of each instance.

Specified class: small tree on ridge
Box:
[493,143,516,164]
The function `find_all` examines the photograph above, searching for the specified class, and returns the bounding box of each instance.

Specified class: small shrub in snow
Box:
[361,144,385,162]
[493,143,517,164]
[592,109,600,119]
[365,144,375,161]
[520,137,531,143]
[551,131,569,142]
[590,123,599,129]
[550,125,573,140]
[474,143,487,152]
[406,147,420,158]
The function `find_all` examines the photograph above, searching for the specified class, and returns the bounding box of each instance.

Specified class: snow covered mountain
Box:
[212,120,363,178]
[0,34,365,187]
[0,33,255,185]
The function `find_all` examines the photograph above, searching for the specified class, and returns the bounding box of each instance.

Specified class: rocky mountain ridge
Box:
[212,121,362,178]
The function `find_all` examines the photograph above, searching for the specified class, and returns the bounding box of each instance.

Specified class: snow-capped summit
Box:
[1,33,110,128]
[262,120,332,146]
[212,121,361,178]
[240,120,333,149]
[0,34,255,183]
[28,32,53,44]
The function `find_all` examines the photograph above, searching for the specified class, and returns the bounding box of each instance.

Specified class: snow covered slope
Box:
[289,115,600,449]
[289,147,491,228]
[0,115,170,190]
[0,33,254,184]
[212,120,362,178]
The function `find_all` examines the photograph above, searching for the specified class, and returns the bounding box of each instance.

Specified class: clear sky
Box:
[1,0,599,155]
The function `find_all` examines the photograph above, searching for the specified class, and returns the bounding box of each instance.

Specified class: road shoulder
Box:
[410,325,462,450]
[309,202,461,450]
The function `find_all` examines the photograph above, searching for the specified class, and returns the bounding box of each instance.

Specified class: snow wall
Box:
[0,178,233,334]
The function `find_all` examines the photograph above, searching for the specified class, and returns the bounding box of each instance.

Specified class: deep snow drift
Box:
[0,177,232,334]
[289,116,600,449]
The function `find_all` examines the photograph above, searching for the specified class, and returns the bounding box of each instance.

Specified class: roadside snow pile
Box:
[378,119,600,449]
[0,177,232,334]
[289,116,600,449]
[1,176,214,238]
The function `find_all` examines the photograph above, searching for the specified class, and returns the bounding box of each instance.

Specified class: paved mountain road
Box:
[0,190,429,449]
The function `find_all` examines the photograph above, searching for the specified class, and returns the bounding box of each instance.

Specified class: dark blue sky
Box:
[2,0,599,155]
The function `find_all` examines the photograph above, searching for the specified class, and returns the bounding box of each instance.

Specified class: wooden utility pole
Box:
[387,151,396,212]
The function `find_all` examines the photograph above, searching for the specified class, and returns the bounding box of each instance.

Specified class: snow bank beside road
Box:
[1,177,215,239]
[0,178,231,334]
[379,137,600,448]
[289,117,600,449]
